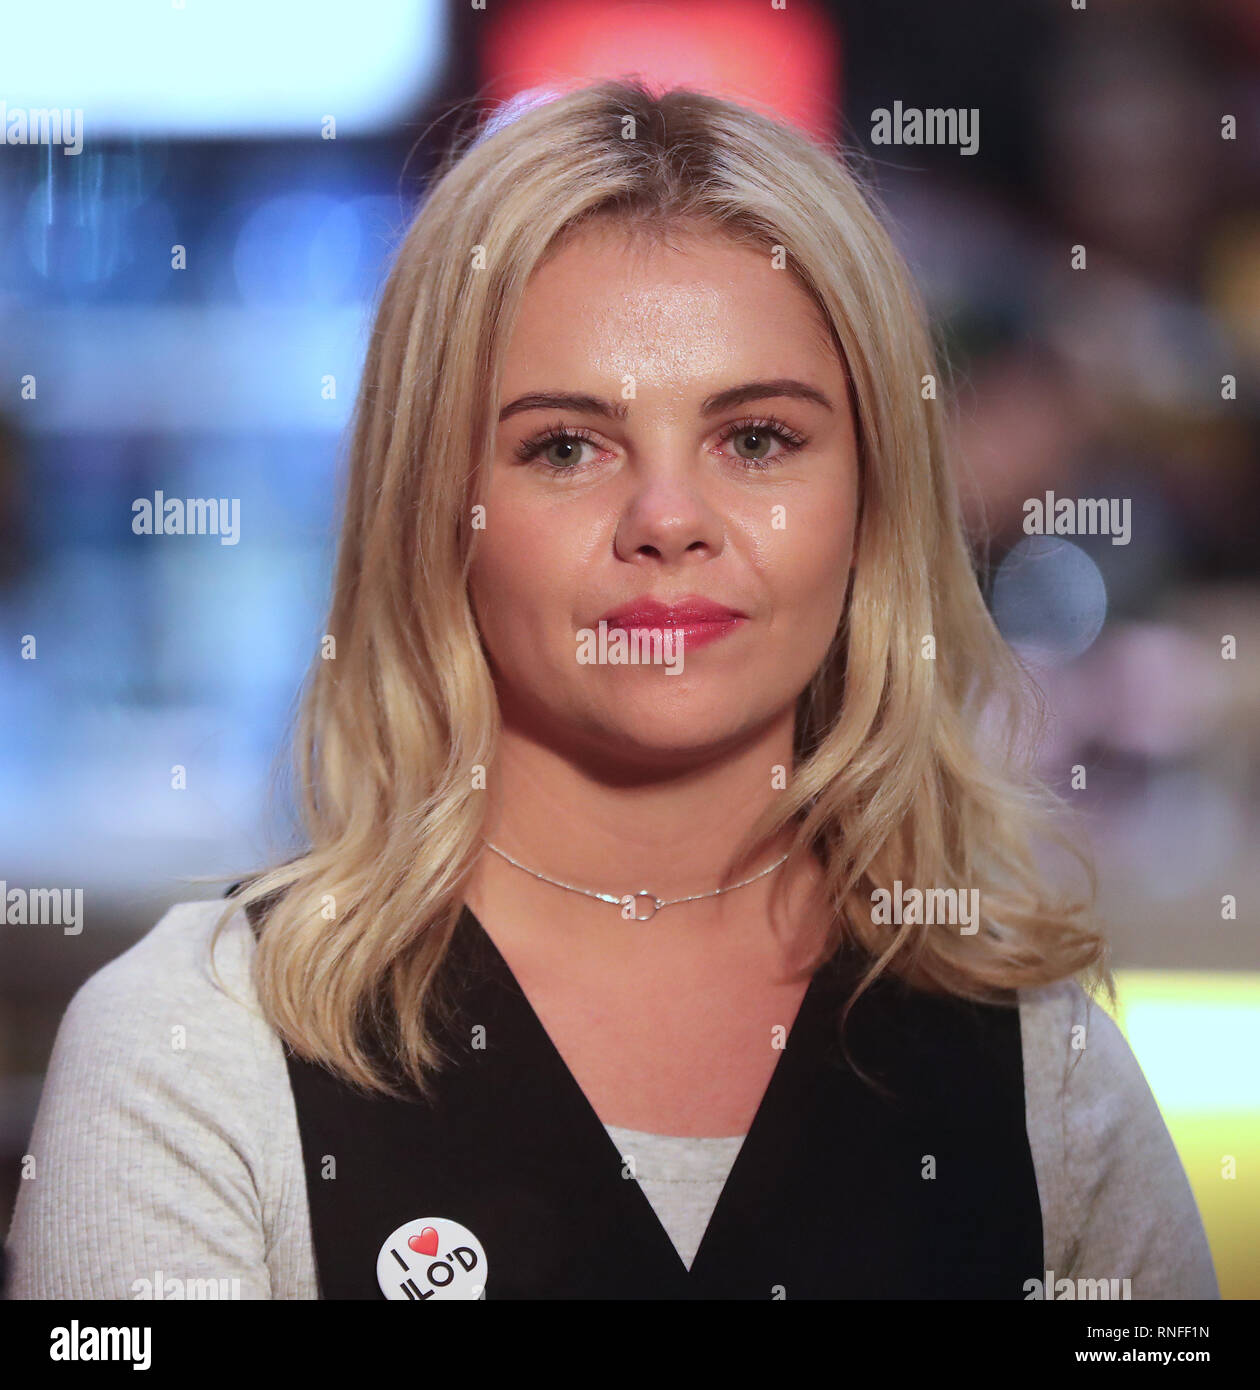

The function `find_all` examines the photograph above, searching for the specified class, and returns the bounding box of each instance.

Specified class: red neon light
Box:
[479,0,841,142]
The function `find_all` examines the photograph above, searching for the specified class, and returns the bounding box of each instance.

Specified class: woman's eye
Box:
[716,420,807,467]
[514,418,806,472]
[541,436,591,468]
[726,428,780,462]
[515,429,601,471]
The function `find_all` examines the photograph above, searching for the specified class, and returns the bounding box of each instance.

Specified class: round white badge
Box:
[376,1217,488,1300]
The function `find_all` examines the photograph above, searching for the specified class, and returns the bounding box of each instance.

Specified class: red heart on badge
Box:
[408,1228,439,1257]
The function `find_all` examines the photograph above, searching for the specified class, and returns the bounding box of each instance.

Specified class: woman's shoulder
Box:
[1016,975,1103,1065]
[6,898,314,1299]
[1015,974,1162,1169]
[65,896,265,1040]
[44,896,285,1120]
[1015,975,1220,1297]
[1016,974,1156,1117]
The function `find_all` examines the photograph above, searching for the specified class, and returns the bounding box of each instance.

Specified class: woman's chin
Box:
[576,704,774,769]
[500,679,792,768]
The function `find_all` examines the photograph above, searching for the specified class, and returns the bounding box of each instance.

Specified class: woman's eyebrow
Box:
[497,379,833,423]
[701,379,834,415]
[498,391,628,423]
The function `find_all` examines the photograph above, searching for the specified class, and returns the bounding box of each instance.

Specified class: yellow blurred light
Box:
[1107,971,1260,1300]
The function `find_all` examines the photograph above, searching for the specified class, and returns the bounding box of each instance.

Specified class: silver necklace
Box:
[483,840,792,922]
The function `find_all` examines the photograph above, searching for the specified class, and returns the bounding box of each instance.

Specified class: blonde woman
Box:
[7,80,1217,1301]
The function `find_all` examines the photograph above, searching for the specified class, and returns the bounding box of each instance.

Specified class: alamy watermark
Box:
[1,102,83,155]
[131,491,241,545]
[1024,1270,1133,1300]
[131,1270,242,1300]
[1022,492,1131,545]
[870,880,980,934]
[1,883,82,934]
[49,1323,150,1370]
[576,620,685,675]
[870,101,979,156]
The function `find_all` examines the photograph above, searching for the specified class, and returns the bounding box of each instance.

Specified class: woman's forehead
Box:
[505,232,842,390]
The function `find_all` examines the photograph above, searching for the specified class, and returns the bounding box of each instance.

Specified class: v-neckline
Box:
[453,902,838,1275]
[278,894,1044,1297]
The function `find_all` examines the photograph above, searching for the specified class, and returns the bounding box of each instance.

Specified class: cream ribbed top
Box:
[4,901,1219,1298]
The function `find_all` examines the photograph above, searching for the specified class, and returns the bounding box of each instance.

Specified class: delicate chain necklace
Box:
[483,840,792,922]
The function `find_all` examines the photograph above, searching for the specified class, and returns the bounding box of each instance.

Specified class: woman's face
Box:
[468,220,859,769]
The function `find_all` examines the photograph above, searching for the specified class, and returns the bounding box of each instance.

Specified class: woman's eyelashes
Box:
[513,421,605,471]
[716,417,809,467]
[512,416,810,475]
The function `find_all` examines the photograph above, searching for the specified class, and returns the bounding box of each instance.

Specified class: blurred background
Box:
[0,0,1256,1296]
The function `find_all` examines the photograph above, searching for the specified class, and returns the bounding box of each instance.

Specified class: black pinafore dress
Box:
[236,891,1043,1299]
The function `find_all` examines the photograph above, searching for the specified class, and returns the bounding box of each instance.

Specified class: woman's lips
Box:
[598,598,748,652]
[605,616,745,652]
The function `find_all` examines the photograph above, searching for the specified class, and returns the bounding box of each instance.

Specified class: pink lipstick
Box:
[598,596,748,653]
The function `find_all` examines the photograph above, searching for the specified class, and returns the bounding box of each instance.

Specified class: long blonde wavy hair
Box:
[214,78,1111,1098]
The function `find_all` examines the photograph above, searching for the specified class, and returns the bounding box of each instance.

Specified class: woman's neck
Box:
[463,706,830,967]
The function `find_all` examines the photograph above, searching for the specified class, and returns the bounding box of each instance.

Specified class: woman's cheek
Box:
[758,511,852,639]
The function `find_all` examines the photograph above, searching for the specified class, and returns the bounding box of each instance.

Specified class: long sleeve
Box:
[4,902,318,1300]
[1020,977,1219,1299]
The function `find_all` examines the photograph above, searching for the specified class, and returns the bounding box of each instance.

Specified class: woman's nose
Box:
[612,473,726,564]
